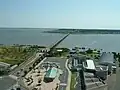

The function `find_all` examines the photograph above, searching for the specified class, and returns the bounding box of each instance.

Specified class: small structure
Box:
[56,49,63,52]
[10,65,18,70]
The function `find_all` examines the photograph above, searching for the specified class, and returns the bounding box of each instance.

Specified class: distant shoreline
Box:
[44,29,120,34]
[0,27,120,30]
[0,44,47,48]
[1,27,120,34]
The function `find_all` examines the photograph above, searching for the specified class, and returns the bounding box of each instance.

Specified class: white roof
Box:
[57,49,63,51]
[112,66,116,68]
[86,60,96,70]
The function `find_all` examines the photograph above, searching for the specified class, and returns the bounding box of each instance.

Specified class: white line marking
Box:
[60,83,67,86]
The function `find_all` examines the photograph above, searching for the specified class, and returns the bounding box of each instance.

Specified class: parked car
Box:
[112,65,116,74]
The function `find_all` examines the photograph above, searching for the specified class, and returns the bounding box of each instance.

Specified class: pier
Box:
[48,33,70,55]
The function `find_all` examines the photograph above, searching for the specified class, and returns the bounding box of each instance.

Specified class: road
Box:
[10,53,41,76]
[0,76,16,90]
[74,72,81,90]
[43,57,68,90]
[115,61,120,90]
[69,55,83,90]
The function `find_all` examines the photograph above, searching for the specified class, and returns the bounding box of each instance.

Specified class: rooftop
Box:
[99,52,115,65]
[44,67,58,79]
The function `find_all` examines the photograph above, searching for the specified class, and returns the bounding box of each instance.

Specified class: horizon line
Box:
[1,27,120,30]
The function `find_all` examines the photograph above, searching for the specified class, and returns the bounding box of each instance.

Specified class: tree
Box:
[29,67,33,71]
[24,70,28,75]
[23,49,27,53]
[112,52,117,59]
[118,53,120,57]
[33,63,36,68]
[94,49,97,51]
[82,47,85,50]
[97,50,100,54]
[118,58,120,63]
[16,87,21,90]
[86,48,93,54]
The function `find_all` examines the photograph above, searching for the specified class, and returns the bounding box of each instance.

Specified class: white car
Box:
[112,65,116,74]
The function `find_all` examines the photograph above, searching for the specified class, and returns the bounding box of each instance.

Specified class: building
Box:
[99,52,115,66]
[83,59,96,73]
[70,50,76,55]
[71,56,85,72]
[44,67,58,82]
[0,62,10,72]
[71,58,78,71]
[99,52,116,74]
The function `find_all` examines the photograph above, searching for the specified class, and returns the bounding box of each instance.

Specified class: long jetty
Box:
[50,33,70,50]
[48,33,70,54]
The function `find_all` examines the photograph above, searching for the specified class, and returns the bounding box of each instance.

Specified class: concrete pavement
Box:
[115,61,120,90]
[66,59,71,90]
[43,57,69,90]
[0,76,16,90]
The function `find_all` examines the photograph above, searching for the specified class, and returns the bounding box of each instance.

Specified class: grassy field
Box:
[0,45,37,65]
[70,72,77,90]
[50,48,70,57]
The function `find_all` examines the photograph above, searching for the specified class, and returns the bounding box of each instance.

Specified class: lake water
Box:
[58,34,120,52]
[0,28,120,52]
[0,28,64,47]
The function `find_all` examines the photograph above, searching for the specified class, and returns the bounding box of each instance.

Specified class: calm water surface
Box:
[0,29,63,47]
[58,34,120,52]
[0,28,120,52]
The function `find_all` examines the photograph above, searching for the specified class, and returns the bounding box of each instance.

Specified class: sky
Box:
[0,0,120,29]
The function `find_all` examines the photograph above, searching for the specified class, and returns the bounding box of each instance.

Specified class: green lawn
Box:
[0,45,37,65]
[79,52,100,59]
[70,72,77,90]
[0,59,24,65]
